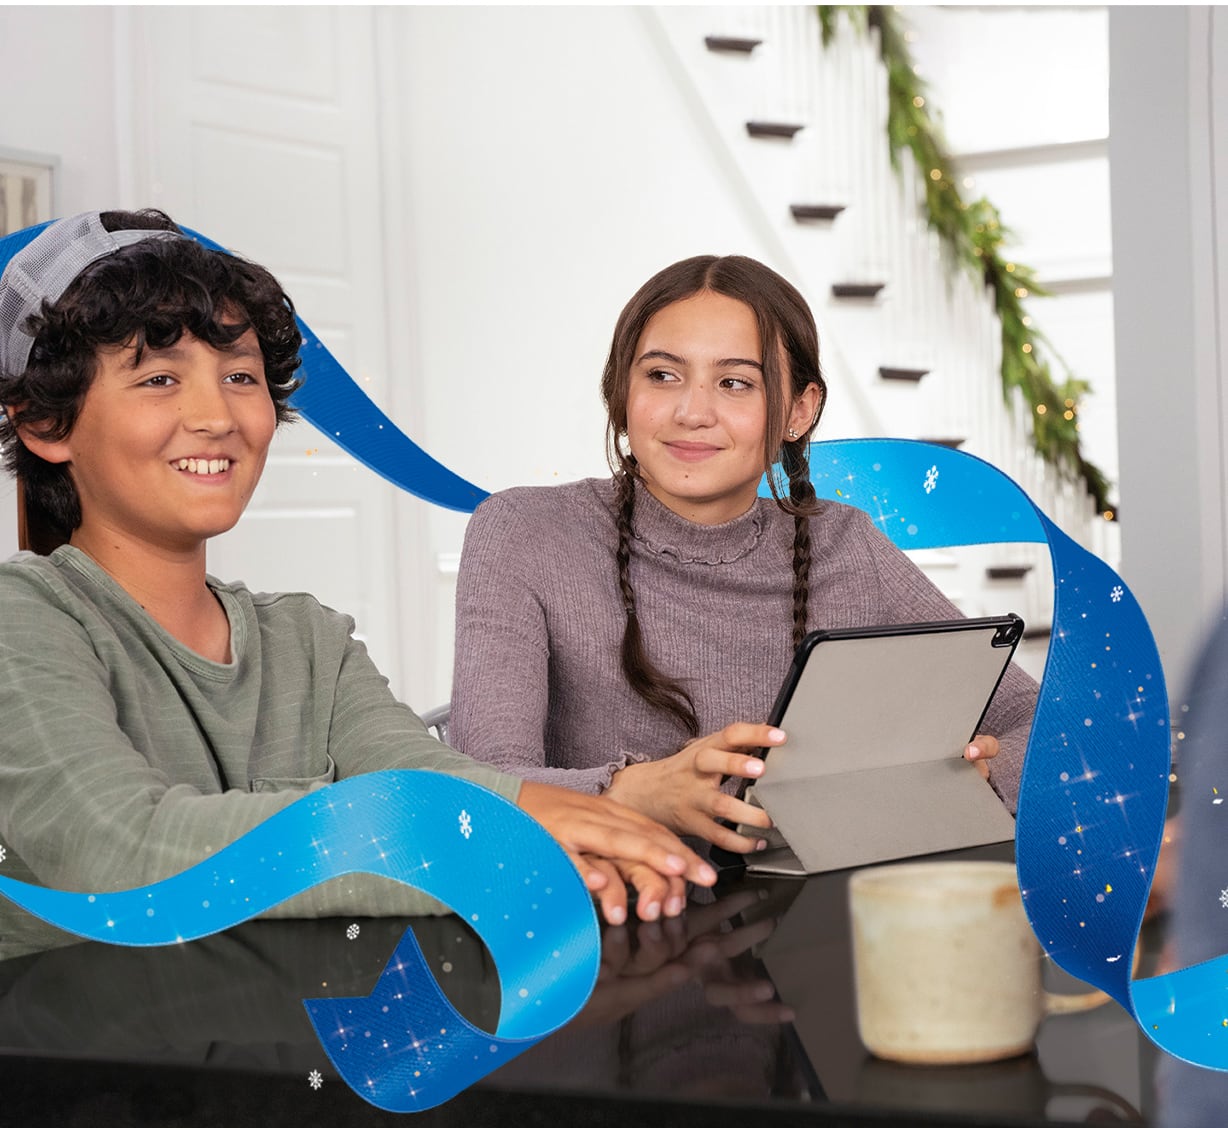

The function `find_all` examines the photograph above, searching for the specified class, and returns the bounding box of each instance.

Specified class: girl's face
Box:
[625,290,819,525]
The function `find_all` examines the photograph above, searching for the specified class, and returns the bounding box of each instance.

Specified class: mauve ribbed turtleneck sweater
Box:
[451,478,1036,811]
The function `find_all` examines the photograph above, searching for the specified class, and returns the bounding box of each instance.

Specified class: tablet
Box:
[741,615,1023,876]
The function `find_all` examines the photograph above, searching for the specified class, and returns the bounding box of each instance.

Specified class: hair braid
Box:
[614,472,700,737]
[782,442,818,648]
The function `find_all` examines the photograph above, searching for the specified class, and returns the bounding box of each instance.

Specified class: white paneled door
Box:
[120,7,426,702]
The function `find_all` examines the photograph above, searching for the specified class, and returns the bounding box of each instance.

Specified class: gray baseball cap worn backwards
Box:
[0,212,183,378]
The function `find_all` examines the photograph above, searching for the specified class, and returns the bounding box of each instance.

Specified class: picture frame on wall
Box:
[0,147,58,236]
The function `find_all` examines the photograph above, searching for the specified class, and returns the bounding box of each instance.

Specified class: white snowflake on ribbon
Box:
[346,922,360,941]
[308,1070,324,1091]
[0,844,6,864]
[1110,585,1124,603]
[1219,888,1228,909]
[459,810,473,839]
[923,465,939,494]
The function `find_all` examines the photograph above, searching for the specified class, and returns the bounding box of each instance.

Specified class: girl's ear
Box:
[787,382,823,438]
[13,418,73,465]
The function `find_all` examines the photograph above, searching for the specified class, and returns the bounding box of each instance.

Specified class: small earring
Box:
[787,429,799,440]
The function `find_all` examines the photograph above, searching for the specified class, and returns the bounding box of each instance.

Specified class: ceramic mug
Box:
[848,860,1107,1065]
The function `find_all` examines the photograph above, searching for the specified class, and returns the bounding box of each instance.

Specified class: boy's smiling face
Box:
[28,328,276,556]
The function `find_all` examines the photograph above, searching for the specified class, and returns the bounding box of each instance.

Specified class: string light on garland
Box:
[816,4,1114,516]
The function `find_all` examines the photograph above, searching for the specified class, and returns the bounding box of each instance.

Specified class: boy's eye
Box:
[223,371,259,385]
[141,374,175,388]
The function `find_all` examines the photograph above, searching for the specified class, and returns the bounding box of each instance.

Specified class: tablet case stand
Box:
[741,618,1022,876]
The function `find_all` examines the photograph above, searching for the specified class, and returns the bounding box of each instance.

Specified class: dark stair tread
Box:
[705,35,762,53]
[831,282,885,299]
[878,366,930,382]
[746,121,805,139]
[986,565,1034,581]
[791,203,846,221]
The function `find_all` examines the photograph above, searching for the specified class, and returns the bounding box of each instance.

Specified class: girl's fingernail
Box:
[767,728,786,743]
[666,854,687,872]
[756,839,768,852]
[698,864,718,884]
[966,744,980,759]
[642,901,661,922]
[606,905,626,926]
[746,759,765,776]
[665,896,685,917]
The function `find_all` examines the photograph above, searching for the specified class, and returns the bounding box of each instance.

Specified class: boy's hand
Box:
[516,781,717,926]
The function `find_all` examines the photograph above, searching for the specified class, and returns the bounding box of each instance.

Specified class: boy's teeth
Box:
[175,458,230,475]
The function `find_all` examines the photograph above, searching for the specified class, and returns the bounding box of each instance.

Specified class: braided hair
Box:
[600,256,827,734]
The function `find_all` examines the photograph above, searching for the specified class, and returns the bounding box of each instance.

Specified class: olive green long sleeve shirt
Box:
[0,546,521,920]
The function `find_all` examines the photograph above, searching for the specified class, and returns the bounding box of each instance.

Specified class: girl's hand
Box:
[604,723,784,852]
[964,734,999,780]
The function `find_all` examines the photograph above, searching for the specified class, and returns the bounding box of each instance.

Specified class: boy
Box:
[0,209,714,925]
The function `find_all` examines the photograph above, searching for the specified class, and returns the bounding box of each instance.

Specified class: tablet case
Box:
[742,616,1022,876]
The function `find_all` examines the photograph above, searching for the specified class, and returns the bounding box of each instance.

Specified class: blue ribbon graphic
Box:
[0,771,599,1111]
[779,439,1228,1071]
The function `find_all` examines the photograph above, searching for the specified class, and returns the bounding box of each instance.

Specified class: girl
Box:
[451,256,1037,853]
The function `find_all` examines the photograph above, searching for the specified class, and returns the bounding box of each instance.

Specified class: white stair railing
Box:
[646,6,1118,632]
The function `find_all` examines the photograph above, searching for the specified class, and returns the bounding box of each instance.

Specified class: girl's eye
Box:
[721,376,756,392]
[645,368,678,384]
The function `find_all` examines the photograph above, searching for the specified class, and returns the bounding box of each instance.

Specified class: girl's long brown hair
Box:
[601,256,827,736]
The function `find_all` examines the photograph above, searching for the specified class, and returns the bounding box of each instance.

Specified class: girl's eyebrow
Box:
[636,349,686,367]
[636,348,763,371]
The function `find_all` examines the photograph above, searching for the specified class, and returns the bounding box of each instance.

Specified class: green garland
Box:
[816,6,1114,515]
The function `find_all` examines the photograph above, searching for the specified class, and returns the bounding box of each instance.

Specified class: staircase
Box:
[644,6,1118,677]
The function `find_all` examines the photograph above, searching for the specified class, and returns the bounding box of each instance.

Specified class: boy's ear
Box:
[12,416,73,465]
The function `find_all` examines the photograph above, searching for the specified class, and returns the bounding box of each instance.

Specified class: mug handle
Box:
[1042,944,1141,1016]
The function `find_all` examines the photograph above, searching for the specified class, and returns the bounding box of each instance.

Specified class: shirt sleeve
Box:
[0,569,519,920]
[842,508,1039,813]
[451,493,634,794]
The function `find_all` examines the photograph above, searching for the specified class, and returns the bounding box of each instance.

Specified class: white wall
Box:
[0,6,123,560]
[1109,6,1228,703]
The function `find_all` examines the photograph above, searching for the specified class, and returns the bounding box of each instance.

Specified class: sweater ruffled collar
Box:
[627,478,769,564]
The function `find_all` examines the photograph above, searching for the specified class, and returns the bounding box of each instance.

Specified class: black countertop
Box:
[0,843,1159,1127]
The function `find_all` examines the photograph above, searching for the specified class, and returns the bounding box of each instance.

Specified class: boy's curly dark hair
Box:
[0,208,302,541]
